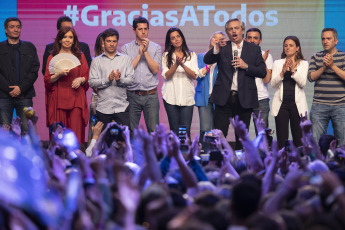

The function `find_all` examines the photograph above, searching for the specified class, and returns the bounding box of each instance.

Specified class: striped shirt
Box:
[308,50,345,105]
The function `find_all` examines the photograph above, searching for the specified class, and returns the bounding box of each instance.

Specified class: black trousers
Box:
[96,107,130,130]
[275,101,302,149]
[214,91,252,150]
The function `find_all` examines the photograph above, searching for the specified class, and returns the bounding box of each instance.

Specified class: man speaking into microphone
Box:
[204,18,266,150]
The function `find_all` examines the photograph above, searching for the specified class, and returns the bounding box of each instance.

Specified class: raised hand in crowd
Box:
[231,115,264,173]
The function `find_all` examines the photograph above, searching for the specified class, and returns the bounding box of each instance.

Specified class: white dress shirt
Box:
[213,40,244,91]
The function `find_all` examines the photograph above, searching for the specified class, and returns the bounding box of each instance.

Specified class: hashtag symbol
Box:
[64,5,79,26]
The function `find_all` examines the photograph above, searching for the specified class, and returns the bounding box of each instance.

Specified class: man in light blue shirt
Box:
[89,28,134,128]
[121,16,161,133]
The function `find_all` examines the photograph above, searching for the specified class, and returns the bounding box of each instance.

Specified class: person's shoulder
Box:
[311,50,324,58]
[335,50,345,56]
[79,41,89,47]
[45,42,53,49]
[190,51,197,56]
[244,40,259,49]
[20,40,36,48]
[93,54,103,61]
[149,40,161,48]
[197,53,205,58]
[273,58,285,65]
[0,40,6,46]
[121,40,136,49]
[118,52,132,60]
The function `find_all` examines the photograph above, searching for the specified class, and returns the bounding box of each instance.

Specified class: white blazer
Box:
[271,58,308,117]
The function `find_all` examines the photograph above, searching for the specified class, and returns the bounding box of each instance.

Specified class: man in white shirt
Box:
[245,28,273,134]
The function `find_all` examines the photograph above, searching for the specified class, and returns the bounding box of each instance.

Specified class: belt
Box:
[231,90,238,96]
[131,87,157,96]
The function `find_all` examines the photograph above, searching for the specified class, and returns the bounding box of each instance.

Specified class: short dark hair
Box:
[231,175,261,219]
[57,16,72,30]
[322,28,338,40]
[101,28,119,41]
[246,28,262,40]
[4,17,22,29]
[133,16,149,30]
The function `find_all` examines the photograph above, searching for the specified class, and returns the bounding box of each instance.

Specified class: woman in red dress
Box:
[44,26,89,145]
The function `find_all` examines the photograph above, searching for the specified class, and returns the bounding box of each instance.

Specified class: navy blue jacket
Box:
[204,41,266,109]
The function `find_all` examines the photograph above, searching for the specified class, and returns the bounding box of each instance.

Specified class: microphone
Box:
[233,50,238,71]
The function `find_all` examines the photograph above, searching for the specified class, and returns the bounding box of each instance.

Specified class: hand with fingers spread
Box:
[91,121,104,140]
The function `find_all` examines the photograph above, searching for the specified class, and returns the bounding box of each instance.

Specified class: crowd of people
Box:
[0,105,345,230]
[1,13,345,230]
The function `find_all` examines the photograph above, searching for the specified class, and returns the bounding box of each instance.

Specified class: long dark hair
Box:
[52,26,81,59]
[281,36,304,64]
[164,27,191,69]
[94,31,104,57]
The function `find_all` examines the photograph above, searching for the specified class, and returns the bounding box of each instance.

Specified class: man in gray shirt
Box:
[121,16,161,133]
[89,28,134,127]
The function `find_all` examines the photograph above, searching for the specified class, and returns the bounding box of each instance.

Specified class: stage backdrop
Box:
[0,0,344,141]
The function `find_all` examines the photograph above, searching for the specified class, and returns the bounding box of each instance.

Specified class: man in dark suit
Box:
[42,16,92,76]
[204,18,266,150]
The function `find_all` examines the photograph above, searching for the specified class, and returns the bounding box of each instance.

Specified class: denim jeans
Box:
[163,100,193,139]
[0,97,33,132]
[310,103,345,145]
[252,98,270,135]
[127,91,160,133]
[198,102,214,148]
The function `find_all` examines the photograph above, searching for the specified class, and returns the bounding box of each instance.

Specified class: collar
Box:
[231,40,244,50]
[323,49,338,56]
[102,52,121,59]
[6,39,21,47]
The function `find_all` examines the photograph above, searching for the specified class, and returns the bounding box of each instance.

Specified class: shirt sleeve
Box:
[88,58,111,89]
[266,53,274,70]
[308,54,317,82]
[117,56,134,87]
[162,52,169,79]
[153,44,162,71]
[271,60,283,89]
[85,139,97,157]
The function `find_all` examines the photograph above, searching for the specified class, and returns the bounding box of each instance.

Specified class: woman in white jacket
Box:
[271,36,308,149]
